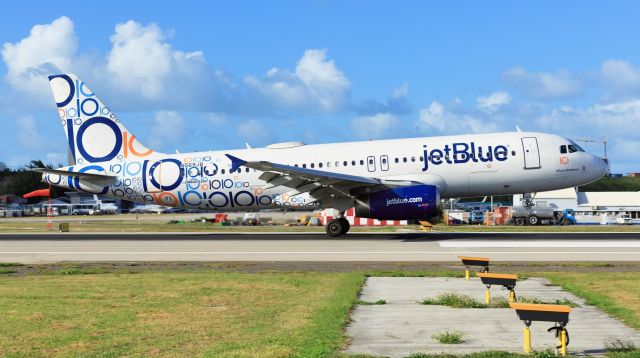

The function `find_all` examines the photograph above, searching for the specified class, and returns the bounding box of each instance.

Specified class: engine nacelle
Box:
[355,184,441,220]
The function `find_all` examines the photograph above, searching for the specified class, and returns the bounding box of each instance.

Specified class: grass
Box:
[540,272,640,330]
[0,270,364,357]
[0,269,17,274]
[1,268,639,357]
[432,330,465,344]
[356,299,387,305]
[419,293,579,309]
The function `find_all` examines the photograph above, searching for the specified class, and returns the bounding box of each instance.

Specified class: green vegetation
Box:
[421,293,489,308]
[541,272,640,330]
[517,296,580,308]
[1,268,639,357]
[0,262,23,267]
[432,330,465,344]
[419,293,579,309]
[579,176,640,192]
[604,338,636,352]
[0,270,364,357]
[0,269,17,274]
[356,299,387,305]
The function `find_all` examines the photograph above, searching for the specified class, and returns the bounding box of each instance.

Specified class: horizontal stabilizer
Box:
[31,168,117,180]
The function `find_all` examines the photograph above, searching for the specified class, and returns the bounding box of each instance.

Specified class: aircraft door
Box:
[367,156,376,172]
[521,137,541,169]
[380,155,389,171]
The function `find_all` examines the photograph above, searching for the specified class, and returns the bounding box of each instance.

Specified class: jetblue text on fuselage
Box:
[422,142,509,172]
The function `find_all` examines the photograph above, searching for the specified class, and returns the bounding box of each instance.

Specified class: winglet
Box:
[225,154,247,172]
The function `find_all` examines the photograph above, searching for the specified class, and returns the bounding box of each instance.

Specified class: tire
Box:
[515,217,526,226]
[528,215,539,225]
[325,219,344,237]
[339,218,350,235]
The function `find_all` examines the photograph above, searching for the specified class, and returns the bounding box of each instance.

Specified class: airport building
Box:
[513,187,640,224]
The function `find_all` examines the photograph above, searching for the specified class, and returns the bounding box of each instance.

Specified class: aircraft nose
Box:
[593,155,608,178]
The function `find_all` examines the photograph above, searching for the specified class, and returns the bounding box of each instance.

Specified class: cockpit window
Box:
[560,145,567,154]
[568,140,585,152]
[567,145,578,153]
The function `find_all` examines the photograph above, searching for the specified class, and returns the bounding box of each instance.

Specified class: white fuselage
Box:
[44,131,607,211]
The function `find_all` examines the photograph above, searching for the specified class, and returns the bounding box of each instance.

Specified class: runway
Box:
[1,232,640,263]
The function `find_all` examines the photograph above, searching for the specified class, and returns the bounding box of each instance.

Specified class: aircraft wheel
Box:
[339,218,350,235]
[528,215,539,225]
[326,219,344,237]
[515,217,526,226]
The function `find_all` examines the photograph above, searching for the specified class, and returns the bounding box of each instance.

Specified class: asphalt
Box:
[1,232,640,263]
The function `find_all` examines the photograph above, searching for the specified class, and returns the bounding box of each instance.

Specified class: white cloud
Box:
[148,111,185,150]
[392,83,409,98]
[502,67,581,100]
[417,101,498,134]
[1,16,77,102]
[535,99,640,136]
[600,60,640,92]
[105,20,207,100]
[476,90,511,113]
[244,49,350,112]
[351,113,399,139]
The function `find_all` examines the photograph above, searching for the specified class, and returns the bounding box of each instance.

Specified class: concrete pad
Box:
[345,277,640,357]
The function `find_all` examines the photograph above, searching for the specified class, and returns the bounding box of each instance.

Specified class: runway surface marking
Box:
[439,240,640,248]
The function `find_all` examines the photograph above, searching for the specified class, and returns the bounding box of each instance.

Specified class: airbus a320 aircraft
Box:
[36,74,608,236]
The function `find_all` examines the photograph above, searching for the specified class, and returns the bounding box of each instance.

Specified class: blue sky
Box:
[1,1,639,173]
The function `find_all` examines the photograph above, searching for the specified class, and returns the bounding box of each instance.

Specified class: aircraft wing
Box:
[225,154,413,200]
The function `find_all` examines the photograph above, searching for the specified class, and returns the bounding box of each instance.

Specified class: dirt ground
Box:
[2,260,640,276]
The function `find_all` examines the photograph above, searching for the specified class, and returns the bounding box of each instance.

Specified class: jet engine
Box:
[355,184,441,220]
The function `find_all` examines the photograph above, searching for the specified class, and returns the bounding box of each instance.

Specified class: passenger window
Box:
[311,163,315,168]
[382,158,387,164]
[395,158,399,163]
[511,151,516,156]
[343,161,348,166]
[335,161,339,167]
[221,169,226,174]
[403,157,407,163]
[245,168,249,173]
[302,164,307,168]
[419,156,424,162]
[326,162,331,168]
[318,163,323,168]
[411,156,415,162]
[560,145,567,154]
[360,160,364,165]
[368,158,374,165]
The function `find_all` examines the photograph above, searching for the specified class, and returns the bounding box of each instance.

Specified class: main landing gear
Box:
[326,217,351,237]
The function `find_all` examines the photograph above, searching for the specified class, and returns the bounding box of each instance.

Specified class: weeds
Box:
[356,299,387,305]
[432,330,465,344]
[604,337,636,352]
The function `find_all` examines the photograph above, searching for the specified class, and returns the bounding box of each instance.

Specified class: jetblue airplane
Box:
[37,74,608,236]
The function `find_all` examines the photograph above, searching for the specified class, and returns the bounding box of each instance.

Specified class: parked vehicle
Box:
[511,205,555,226]
[616,214,633,225]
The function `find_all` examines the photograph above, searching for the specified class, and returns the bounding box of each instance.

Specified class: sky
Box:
[1,1,639,173]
